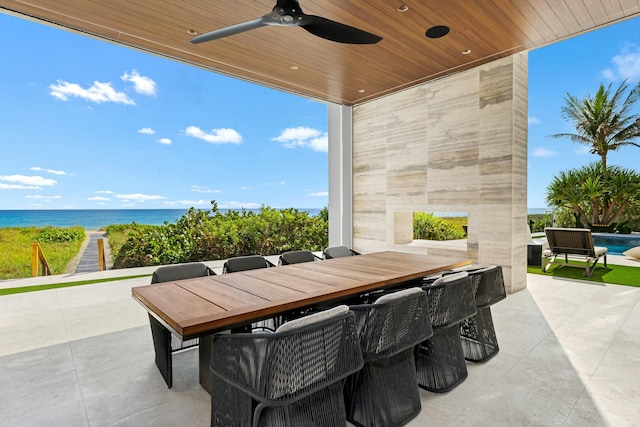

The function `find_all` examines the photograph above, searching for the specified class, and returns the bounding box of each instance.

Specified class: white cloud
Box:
[575,146,592,155]
[528,117,541,125]
[602,43,640,81]
[162,200,210,207]
[114,193,165,201]
[602,68,616,81]
[191,185,220,194]
[0,183,40,190]
[88,196,110,201]
[531,147,558,157]
[279,181,286,185]
[50,80,135,105]
[138,127,156,135]
[272,127,328,152]
[26,195,62,199]
[158,138,172,145]
[184,126,243,144]
[218,201,261,209]
[307,191,329,197]
[121,70,157,96]
[240,186,252,190]
[0,174,57,186]
[30,166,67,175]
[95,190,114,194]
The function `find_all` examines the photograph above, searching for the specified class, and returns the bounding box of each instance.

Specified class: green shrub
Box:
[413,212,465,240]
[35,226,85,242]
[109,202,329,268]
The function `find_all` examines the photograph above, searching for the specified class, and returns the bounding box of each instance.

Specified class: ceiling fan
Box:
[189,0,382,45]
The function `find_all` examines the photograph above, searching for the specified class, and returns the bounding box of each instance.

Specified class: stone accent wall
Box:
[352,53,528,293]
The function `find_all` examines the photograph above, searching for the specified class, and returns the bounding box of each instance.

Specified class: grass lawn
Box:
[0,274,151,296]
[0,227,85,280]
[528,262,640,288]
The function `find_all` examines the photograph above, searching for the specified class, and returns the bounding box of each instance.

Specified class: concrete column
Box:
[327,103,353,247]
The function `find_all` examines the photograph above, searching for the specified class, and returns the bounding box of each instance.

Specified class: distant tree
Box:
[550,79,640,173]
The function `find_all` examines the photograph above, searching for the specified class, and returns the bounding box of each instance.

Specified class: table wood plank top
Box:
[132,251,470,339]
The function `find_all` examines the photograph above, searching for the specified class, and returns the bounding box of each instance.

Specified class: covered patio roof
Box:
[1,0,639,105]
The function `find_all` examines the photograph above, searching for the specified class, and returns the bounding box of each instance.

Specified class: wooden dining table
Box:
[132,251,471,392]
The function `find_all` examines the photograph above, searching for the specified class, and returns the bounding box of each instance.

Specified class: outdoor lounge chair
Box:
[148,262,215,388]
[345,288,432,427]
[209,305,363,427]
[543,227,607,277]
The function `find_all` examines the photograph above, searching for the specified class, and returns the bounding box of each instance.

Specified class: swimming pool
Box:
[592,233,640,255]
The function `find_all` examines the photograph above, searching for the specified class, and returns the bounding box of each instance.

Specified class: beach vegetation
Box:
[546,162,640,231]
[0,226,86,279]
[413,212,466,240]
[109,202,329,268]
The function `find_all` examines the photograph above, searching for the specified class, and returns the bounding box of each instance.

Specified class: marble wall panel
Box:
[352,53,529,294]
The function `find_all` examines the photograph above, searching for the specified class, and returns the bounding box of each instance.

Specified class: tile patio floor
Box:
[1,261,639,426]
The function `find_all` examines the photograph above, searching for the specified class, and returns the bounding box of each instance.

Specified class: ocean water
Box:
[0,208,323,230]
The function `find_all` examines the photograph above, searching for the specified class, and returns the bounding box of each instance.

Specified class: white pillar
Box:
[327,103,353,247]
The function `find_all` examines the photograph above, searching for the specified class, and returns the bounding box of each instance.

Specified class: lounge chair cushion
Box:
[624,246,640,260]
[593,246,608,257]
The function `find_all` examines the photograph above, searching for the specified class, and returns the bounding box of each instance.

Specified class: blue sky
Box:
[528,16,640,209]
[0,12,329,210]
[1,13,639,211]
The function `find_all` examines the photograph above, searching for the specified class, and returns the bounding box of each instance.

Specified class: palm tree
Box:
[550,79,640,173]
[546,162,640,227]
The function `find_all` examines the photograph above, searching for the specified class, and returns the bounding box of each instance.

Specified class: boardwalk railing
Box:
[98,238,106,271]
[31,242,52,277]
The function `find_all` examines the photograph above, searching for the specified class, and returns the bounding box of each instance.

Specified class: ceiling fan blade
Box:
[190,17,269,44]
[300,15,382,44]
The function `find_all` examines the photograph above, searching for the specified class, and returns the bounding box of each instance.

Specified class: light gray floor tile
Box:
[1,273,640,426]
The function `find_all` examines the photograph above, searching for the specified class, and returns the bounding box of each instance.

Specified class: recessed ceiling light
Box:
[290,65,299,70]
[425,25,450,39]
[396,5,409,12]
[358,89,366,93]
[461,49,472,55]
[186,29,197,35]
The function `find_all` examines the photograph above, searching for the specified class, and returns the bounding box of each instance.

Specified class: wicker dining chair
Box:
[278,250,322,265]
[210,305,364,427]
[416,271,477,392]
[345,288,432,427]
[460,265,506,362]
[148,262,215,388]
[222,254,277,331]
[222,254,275,273]
[323,245,360,259]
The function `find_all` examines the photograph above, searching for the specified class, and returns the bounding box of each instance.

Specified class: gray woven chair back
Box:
[323,245,357,259]
[279,250,317,265]
[151,262,214,283]
[223,255,270,273]
[351,288,432,359]
[423,271,476,328]
[210,308,364,426]
[468,265,506,308]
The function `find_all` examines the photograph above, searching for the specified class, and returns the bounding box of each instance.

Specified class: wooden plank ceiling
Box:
[1,0,639,105]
